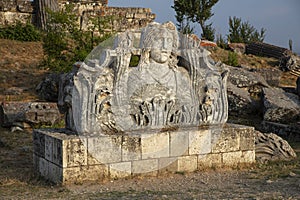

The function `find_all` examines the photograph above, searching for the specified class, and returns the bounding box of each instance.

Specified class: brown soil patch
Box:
[0,39,48,102]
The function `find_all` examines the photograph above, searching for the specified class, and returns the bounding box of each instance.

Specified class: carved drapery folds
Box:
[71,22,229,134]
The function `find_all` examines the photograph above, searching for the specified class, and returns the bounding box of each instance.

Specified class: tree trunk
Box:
[34,0,59,30]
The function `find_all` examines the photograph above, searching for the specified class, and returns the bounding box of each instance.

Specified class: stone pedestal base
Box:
[33,124,255,184]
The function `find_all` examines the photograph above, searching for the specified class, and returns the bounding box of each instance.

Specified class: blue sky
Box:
[108,0,300,54]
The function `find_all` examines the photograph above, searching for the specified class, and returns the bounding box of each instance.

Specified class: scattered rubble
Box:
[255,131,297,163]
[279,54,300,72]
[0,101,62,128]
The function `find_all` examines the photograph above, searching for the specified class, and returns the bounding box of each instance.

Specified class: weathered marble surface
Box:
[70,22,229,134]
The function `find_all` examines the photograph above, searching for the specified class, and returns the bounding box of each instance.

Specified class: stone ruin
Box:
[0,0,155,34]
[69,21,229,134]
[32,22,259,184]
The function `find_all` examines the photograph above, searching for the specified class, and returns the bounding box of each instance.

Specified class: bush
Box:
[225,51,239,67]
[227,16,266,44]
[0,22,41,42]
[216,34,227,49]
[41,5,113,72]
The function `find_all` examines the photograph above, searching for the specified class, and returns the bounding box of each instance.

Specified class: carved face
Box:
[149,30,173,64]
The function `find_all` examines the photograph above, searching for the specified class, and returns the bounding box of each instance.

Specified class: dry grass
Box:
[210,47,297,87]
[0,39,48,102]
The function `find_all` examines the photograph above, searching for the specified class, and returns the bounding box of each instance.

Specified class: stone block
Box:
[63,165,108,184]
[33,130,45,157]
[240,129,255,151]
[38,156,49,178]
[141,132,169,159]
[87,135,122,164]
[240,150,255,164]
[212,127,240,153]
[198,153,222,170]
[222,151,243,167]
[48,162,63,184]
[178,156,197,172]
[62,138,87,167]
[132,159,158,175]
[169,131,189,157]
[122,134,141,161]
[109,162,131,179]
[158,157,179,174]
[189,130,211,155]
[134,13,147,19]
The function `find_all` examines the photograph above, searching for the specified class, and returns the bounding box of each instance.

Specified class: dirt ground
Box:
[0,127,300,200]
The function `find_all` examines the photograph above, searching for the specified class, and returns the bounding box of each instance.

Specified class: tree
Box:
[172,0,219,40]
[228,16,266,43]
[34,0,59,30]
[172,0,195,34]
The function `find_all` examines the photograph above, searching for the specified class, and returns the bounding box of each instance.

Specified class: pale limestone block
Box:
[109,162,132,179]
[141,132,169,159]
[170,131,189,157]
[240,150,255,164]
[212,130,240,153]
[158,157,179,174]
[62,138,87,167]
[134,13,147,19]
[240,129,255,151]
[178,156,197,172]
[189,130,211,155]
[48,162,63,184]
[132,159,158,174]
[87,136,122,164]
[222,151,243,167]
[122,135,141,161]
[198,153,222,170]
[63,165,109,184]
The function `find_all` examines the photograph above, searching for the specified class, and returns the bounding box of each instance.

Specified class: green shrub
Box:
[40,5,114,72]
[216,34,227,49]
[227,16,266,44]
[0,22,41,42]
[225,51,239,67]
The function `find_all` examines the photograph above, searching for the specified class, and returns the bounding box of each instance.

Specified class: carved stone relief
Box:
[71,22,229,134]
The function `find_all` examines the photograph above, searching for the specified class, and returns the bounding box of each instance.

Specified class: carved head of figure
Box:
[139,22,179,68]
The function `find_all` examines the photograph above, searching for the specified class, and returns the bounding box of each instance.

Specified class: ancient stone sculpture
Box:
[70,22,228,134]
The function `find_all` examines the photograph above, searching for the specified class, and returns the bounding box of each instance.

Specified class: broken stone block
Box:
[262,87,300,124]
[0,102,62,127]
[255,131,297,163]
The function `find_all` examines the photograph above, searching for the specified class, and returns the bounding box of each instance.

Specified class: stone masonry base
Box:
[33,124,255,184]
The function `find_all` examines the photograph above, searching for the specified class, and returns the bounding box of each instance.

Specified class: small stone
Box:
[289,172,297,177]
[266,179,273,183]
